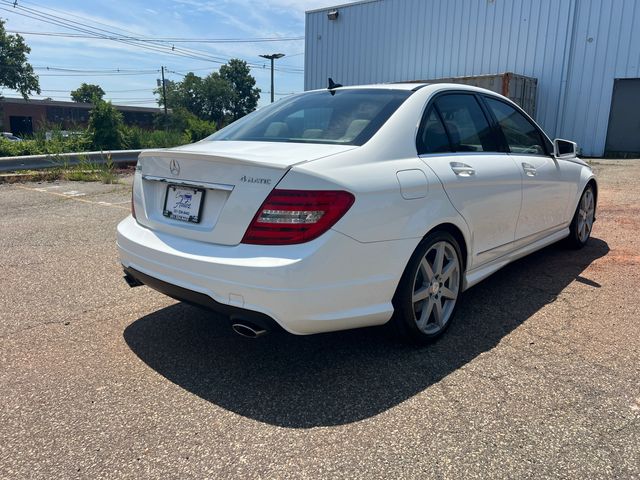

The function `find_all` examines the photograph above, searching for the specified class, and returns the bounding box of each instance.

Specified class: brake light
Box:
[241,189,355,245]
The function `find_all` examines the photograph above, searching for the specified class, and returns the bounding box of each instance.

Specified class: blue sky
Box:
[0,0,354,108]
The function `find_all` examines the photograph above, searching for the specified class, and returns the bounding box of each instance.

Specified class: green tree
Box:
[155,59,259,126]
[219,59,260,121]
[202,72,234,126]
[87,99,124,150]
[157,107,216,141]
[0,19,40,98]
[70,83,105,103]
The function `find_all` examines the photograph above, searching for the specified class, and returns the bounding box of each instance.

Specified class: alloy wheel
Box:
[577,188,595,243]
[411,241,460,335]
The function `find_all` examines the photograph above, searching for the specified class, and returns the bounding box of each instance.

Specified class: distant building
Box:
[305,0,640,157]
[0,97,162,136]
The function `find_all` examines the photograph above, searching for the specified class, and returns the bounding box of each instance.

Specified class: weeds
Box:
[60,154,119,183]
[0,126,190,158]
[3,154,122,184]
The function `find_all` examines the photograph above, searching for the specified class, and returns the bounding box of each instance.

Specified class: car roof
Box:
[307,83,424,93]
[305,82,503,96]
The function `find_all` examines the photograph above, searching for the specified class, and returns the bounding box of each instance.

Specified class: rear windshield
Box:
[207,89,412,146]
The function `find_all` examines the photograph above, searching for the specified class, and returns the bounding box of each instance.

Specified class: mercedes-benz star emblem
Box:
[169,159,180,176]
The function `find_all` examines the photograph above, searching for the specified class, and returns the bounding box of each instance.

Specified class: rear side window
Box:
[434,94,498,152]
[417,108,451,154]
[484,97,546,155]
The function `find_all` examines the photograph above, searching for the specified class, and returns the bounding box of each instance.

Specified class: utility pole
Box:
[160,66,168,117]
[259,53,285,103]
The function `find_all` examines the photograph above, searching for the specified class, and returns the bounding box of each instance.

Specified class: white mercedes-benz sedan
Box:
[118,83,597,342]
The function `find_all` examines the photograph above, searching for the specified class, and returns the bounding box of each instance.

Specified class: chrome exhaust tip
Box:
[232,322,268,339]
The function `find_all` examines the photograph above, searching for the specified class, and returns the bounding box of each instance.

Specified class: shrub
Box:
[121,125,145,150]
[87,99,125,150]
[142,129,190,148]
[185,115,216,142]
[122,126,189,149]
[0,128,90,157]
[153,108,216,142]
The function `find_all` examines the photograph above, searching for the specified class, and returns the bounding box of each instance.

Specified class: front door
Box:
[482,96,575,240]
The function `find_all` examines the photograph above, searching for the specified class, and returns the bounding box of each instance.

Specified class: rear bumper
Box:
[123,266,282,332]
[117,215,417,335]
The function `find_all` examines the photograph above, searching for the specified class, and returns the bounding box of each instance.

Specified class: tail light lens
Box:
[241,189,355,245]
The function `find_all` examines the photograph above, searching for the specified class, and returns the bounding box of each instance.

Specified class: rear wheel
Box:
[567,185,595,249]
[392,231,463,343]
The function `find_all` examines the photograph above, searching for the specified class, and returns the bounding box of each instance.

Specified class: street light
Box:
[260,53,285,103]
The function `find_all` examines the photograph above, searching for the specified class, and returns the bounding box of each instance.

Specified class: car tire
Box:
[392,231,463,344]
[566,185,595,249]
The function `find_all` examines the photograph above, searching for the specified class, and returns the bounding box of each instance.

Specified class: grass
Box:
[1,156,127,184]
[0,127,190,158]
[60,154,119,183]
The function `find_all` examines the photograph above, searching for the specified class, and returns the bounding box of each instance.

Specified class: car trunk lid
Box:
[134,141,355,245]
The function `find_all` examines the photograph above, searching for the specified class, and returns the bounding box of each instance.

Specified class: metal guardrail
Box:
[0,149,144,172]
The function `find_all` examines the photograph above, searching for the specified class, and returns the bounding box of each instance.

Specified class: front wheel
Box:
[567,185,595,249]
[392,231,463,344]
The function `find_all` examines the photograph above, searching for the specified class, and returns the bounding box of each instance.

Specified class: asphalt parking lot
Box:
[1,161,639,479]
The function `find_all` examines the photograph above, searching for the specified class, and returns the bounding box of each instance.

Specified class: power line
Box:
[3,93,157,99]
[1,62,302,78]
[0,3,238,64]
[35,67,159,73]
[1,95,160,104]
[39,88,154,93]
[7,30,304,43]
[0,5,232,65]
[0,63,159,73]
[0,1,304,73]
[2,63,205,75]
[36,72,161,77]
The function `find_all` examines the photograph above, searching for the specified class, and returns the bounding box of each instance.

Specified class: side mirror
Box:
[553,138,578,159]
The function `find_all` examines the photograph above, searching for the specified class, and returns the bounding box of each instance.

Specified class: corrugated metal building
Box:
[304,0,640,157]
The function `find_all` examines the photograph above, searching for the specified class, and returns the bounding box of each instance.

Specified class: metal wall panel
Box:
[305,0,640,156]
[560,0,640,156]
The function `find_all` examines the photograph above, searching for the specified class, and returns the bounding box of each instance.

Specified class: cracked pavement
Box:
[1,162,639,479]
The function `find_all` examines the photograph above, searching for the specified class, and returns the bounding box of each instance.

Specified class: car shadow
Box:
[123,237,609,428]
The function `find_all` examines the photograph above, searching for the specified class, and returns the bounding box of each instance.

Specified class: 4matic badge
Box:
[240,175,272,185]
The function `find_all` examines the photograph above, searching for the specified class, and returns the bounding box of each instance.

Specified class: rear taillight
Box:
[241,189,355,245]
[131,186,137,219]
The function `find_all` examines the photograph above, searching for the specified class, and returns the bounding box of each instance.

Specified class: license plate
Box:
[163,185,205,223]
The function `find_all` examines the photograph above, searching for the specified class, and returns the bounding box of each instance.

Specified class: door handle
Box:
[450,162,475,177]
[522,162,537,177]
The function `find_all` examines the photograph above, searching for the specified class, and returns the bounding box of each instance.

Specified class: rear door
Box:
[482,96,576,240]
[417,93,523,268]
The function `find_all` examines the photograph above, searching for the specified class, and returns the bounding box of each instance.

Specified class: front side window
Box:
[484,97,546,155]
[207,89,412,146]
[434,94,498,152]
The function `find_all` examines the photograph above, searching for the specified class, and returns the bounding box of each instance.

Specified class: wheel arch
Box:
[423,222,469,271]
[586,177,598,220]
